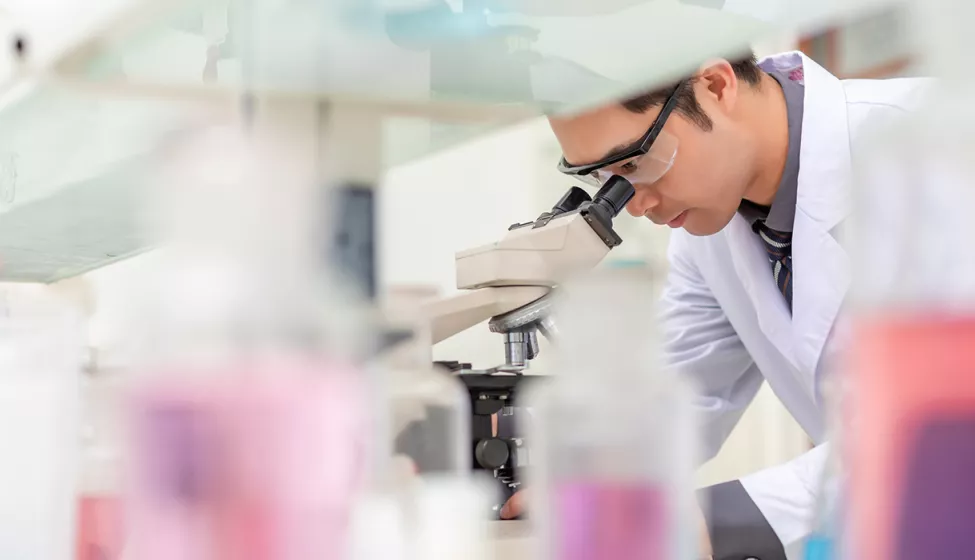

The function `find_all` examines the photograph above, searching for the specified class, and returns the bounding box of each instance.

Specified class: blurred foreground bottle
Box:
[346,286,488,560]
[803,375,850,560]
[378,286,470,477]
[0,290,83,560]
[122,126,372,560]
[848,1,975,557]
[77,370,127,560]
[804,454,840,560]
[527,267,699,560]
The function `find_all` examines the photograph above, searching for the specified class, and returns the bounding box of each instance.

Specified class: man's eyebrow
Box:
[599,135,643,161]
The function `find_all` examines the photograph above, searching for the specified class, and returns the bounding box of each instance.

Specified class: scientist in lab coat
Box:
[502,50,930,558]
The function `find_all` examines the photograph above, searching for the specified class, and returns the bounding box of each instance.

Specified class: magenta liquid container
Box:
[845,46,975,557]
[119,126,377,560]
[554,481,668,560]
[526,269,699,560]
[125,357,371,560]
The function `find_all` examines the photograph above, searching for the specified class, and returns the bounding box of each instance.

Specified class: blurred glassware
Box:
[76,370,126,560]
[526,266,699,560]
[353,286,493,560]
[0,290,83,560]
[347,491,409,560]
[379,285,470,477]
[847,1,975,557]
[121,125,374,560]
[848,109,975,560]
[413,476,492,560]
[803,374,850,560]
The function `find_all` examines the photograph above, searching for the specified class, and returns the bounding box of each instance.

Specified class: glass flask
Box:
[379,286,470,477]
[121,125,372,560]
[527,266,699,560]
[0,293,83,560]
[847,2,975,557]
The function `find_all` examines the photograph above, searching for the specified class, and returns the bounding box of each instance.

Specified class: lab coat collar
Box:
[725,214,798,369]
[790,53,853,381]
[725,52,852,388]
[791,52,853,233]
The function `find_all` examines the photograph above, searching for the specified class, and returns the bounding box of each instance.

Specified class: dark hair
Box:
[621,52,763,131]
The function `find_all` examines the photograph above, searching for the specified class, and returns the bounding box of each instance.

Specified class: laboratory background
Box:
[0,0,966,559]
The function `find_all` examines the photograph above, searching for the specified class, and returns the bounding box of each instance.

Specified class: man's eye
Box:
[620,160,639,173]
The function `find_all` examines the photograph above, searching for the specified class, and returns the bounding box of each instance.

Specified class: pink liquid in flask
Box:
[851,316,975,560]
[553,480,668,560]
[127,357,370,560]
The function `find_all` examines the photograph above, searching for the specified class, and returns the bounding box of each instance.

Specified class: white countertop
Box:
[491,520,534,560]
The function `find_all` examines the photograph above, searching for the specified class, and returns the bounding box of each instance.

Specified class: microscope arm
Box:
[422,286,550,344]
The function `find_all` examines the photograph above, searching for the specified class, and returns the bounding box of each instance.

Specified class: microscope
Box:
[424,175,635,515]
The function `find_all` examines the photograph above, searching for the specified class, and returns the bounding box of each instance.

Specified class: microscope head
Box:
[455,176,635,291]
[465,176,635,370]
[421,176,633,366]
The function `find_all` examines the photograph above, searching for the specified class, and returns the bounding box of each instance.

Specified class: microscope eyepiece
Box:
[592,175,635,218]
[552,186,592,215]
[509,177,633,248]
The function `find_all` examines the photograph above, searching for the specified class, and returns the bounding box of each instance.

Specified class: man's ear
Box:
[696,59,738,113]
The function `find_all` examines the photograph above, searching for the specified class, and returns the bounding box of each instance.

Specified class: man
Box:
[502,50,930,558]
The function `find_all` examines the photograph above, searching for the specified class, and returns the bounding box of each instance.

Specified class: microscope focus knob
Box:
[475,438,510,470]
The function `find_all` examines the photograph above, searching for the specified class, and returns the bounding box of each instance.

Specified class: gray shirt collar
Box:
[737,69,804,232]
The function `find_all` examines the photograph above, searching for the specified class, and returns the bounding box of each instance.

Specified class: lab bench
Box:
[492,521,534,560]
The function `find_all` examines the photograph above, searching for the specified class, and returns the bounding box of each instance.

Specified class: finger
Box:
[500,490,525,520]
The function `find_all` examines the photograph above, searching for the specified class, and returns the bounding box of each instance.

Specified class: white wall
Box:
[379,120,545,369]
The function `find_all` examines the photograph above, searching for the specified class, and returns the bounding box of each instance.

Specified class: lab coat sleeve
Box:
[700,443,828,560]
[659,233,765,462]
[739,443,829,559]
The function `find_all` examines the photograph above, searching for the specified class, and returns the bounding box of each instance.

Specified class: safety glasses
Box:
[557,79,686,187]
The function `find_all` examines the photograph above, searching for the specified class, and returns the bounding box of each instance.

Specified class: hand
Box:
[500,489,526,520]
[500,488,714,558]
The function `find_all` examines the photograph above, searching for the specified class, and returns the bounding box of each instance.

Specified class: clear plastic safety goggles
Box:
[557,79,685,187]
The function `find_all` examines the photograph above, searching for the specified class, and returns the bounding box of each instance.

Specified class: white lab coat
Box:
[659,51,932,557]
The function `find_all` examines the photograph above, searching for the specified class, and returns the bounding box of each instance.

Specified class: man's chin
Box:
[682,214,735,237]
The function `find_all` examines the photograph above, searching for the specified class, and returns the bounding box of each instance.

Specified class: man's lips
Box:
[667,210,688,228]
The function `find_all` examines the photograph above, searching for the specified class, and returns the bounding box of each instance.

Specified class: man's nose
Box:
[625,188,661,217]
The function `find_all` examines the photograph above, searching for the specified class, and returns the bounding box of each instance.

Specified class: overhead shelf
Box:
[0,82,202,283]
[52,0,906,112]
[0,79,524,283]
[0,0,906,283]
